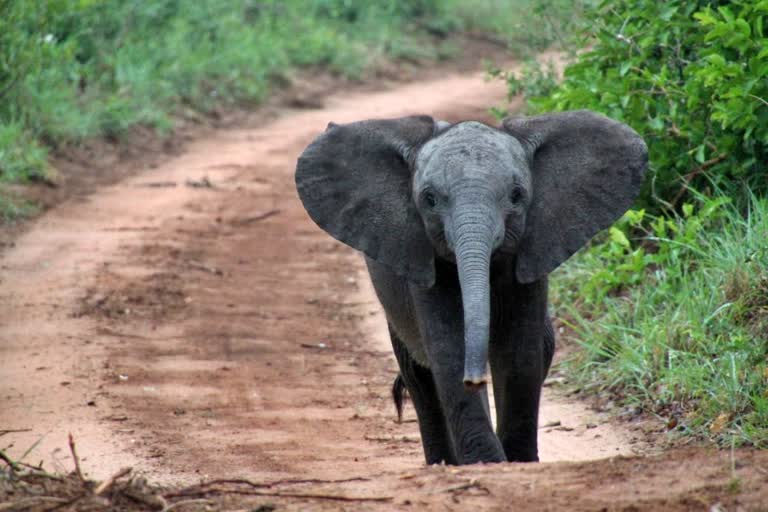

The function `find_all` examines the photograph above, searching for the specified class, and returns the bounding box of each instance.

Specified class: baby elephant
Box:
[295,111,647,465]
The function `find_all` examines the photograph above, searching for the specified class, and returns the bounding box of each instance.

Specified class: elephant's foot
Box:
[457,431,506,465]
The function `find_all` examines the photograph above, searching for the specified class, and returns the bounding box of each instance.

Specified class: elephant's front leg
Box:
[390,327,457,465]
[411,283,506,465]
[490,277,553,462]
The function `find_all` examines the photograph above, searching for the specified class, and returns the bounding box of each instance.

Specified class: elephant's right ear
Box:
[295,116,437,287]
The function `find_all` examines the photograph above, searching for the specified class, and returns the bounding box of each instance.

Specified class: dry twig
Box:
[94,466,133,495]
[670,153,728,208]
[434,479,489,496]
[0,449,21,472]
[231,209,281,226]
[163,498,214,512]
[0,428,32,437]
[364,434,420,443]
[187,260,224,276]
[68,433,86,484]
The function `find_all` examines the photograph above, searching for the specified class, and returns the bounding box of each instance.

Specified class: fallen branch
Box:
[0,496,69,511]
[174,488,393,502]
[67,433,86,484]
[166,476,371,498]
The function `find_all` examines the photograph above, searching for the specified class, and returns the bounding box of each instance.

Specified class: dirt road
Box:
[2,65,767,510]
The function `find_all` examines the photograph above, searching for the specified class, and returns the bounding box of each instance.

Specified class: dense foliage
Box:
[527,0,768,207]
[509,0,768,447]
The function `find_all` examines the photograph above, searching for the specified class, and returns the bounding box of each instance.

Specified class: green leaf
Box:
[707,53,726,67]
[609,227,631,248]
[735,19,751,37]
[694,9,717,26]
[695,144,706,163]
[718,6,735,24]
[619,61,631,76]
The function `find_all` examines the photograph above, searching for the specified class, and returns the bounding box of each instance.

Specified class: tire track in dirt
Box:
[3,62,767,511]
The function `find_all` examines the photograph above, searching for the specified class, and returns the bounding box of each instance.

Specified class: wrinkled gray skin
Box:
[295,111,647,465]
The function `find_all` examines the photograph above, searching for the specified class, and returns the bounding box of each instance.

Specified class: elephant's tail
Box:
[392,373,406,423]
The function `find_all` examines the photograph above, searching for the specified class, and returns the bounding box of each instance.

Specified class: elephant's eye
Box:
[509,186,524,205]
[422,190,438,208]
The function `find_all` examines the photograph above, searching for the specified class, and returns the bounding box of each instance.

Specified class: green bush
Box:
[512,0,768,207]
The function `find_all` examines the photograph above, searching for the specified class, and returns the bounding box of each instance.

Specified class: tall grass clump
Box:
[552,194,768,447]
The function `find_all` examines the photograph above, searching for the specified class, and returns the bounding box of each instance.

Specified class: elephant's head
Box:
[296,111,647,388]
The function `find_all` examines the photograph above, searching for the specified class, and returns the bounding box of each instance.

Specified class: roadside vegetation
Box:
[0,0,577,220]
[500,0,768,447]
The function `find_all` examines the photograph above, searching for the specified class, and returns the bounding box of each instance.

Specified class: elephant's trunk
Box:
[451,202,498,390]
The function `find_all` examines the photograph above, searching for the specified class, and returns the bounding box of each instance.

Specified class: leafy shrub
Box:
[509,0,768,207]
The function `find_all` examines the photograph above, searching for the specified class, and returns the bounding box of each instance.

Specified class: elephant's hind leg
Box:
[389,326,456,465]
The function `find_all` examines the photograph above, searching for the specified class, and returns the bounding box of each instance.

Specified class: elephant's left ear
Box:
[503,110,648,284]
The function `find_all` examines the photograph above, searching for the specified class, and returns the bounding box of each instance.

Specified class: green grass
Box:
[0,189,36,222]
[0,123,49,182]
[440,0,588,56]
[551,192,768,447]
[0,0,586,195]
[0,1,445,184]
